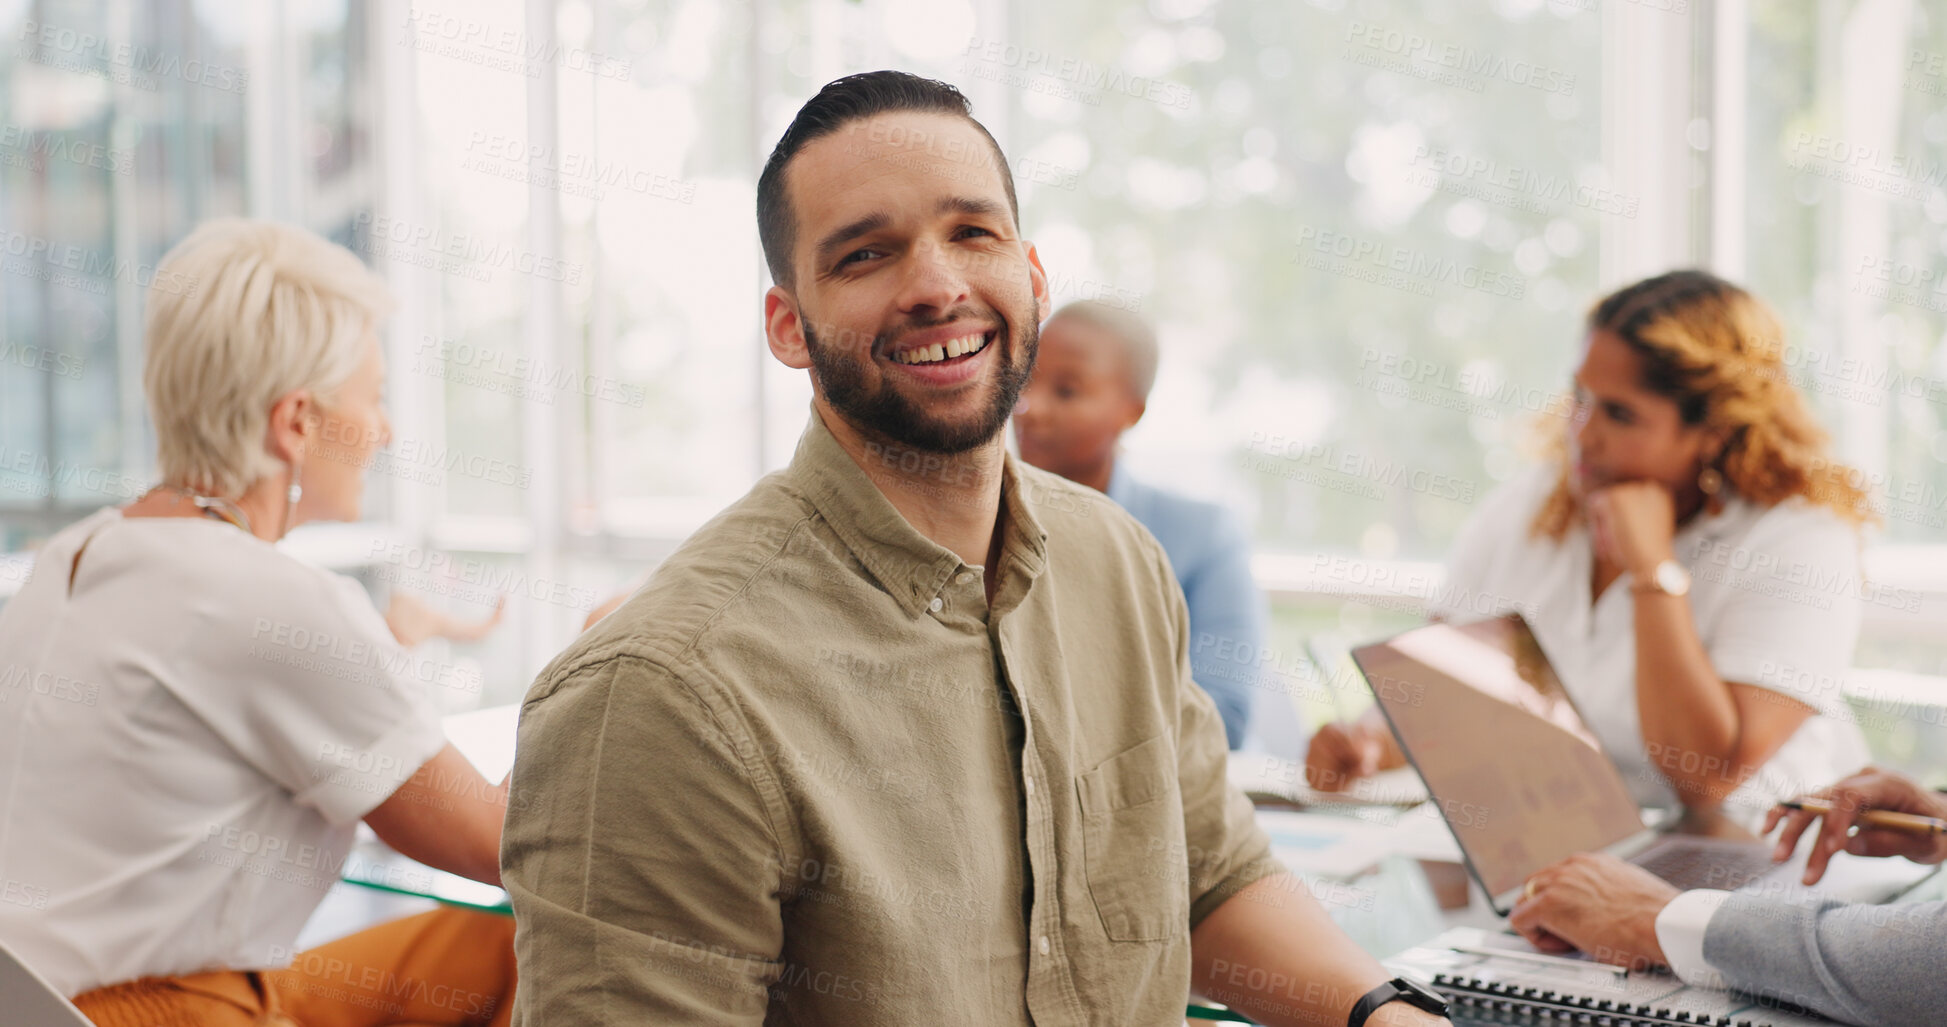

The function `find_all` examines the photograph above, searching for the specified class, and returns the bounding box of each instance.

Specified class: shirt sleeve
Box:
[1653,888,1731,988]
[1180,508,1268,750]
[1161,541,1284,927]
[502,655,792,1025]
[1694,504,1862,719]
[1702,892,1947,1027]
[172,568,447,827]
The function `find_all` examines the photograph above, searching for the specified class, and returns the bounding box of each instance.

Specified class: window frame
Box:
[10,0,1947,665]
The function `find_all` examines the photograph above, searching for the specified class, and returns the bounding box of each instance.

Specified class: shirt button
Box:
[1037,935,1050,956]
[956,571,973,585]
[928,596,943,613]
[1024,774,1035,796]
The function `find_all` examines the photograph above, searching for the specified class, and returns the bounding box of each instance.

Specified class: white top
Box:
[1432,465,1869,815]
[0,509,447,997]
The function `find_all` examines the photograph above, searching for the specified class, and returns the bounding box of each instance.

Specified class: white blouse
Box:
[1432,466,1870,816]
[0,509,447,997]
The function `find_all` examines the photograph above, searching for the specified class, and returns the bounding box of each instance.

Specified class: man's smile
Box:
[882,326,999,386]
[888,330,992,365]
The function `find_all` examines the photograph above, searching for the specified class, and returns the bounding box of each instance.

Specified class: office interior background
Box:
[3,0,1946,780]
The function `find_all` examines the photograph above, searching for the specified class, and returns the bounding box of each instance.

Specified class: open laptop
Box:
[0,939,94,1027]
[1350,613,1929,915]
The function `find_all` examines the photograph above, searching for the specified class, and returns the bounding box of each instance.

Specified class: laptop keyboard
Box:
[1633,841,1777,891]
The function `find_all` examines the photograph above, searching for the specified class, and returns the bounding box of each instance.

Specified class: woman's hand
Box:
[385,591,506,648]
[1304,717,1402,791]
[1765,766,1947,885]
[1585,481,1677,577]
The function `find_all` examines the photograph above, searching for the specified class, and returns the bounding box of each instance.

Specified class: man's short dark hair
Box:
[756,70,1019,289]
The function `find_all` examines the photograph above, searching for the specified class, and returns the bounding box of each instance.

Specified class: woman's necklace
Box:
[154,484,254,535]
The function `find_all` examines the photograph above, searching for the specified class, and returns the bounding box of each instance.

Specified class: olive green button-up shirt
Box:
[502,413,1280,1025]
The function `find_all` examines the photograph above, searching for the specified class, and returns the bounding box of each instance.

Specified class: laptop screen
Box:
[1352,614,1644,901]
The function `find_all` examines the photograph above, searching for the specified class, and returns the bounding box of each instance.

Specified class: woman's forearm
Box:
[1632,590,1745,805]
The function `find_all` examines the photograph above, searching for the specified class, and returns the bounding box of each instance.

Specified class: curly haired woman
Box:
[1309,270,1877,819]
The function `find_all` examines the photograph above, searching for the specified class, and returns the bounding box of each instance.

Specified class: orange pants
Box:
[72,907,515,1027]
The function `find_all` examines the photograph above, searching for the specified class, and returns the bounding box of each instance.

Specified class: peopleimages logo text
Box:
[1341,21,1576,95]
[961,38,1193,109]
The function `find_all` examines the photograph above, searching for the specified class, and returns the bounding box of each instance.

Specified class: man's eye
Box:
[1606,403,1632,424]
[956,226,994,240]
[833,245,887,268]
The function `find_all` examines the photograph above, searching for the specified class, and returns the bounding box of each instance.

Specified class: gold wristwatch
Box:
[1631,558,1691,597]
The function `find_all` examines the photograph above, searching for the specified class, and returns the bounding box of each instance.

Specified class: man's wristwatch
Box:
[1349,976,1448,1026]
[1630,558,1691,598]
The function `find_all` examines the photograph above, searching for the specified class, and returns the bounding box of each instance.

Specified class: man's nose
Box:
[896,242,973,314]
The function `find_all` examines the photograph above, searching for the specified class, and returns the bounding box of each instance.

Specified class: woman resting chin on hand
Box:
[1307,270,1876,818]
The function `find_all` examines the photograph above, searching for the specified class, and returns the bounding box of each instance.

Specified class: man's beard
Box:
[804,315,1038,455]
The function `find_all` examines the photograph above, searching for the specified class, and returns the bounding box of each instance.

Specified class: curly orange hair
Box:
[1531,270,1875,540]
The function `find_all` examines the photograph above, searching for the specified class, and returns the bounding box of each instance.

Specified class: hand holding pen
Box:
[1766,766,1947,886]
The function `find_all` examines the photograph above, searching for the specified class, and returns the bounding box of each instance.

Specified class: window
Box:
[1739,1,1947,549]
[0,0,375,546]
[6,1,1946,730]
[1,0,251,549]
[1732,2,1947,726]
[1003,1,1607,571]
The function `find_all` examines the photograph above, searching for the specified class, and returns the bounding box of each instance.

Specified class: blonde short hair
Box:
[144,218,393,496]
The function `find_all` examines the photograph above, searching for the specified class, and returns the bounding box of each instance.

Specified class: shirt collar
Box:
[785,410,1047,619]
[993,446,1051,613]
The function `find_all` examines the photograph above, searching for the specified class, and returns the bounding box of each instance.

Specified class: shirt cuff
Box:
[1654,889,1732,988]
[1189,854,1287,930]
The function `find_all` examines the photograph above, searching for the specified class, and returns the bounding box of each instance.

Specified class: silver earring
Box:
[282,463,303,536]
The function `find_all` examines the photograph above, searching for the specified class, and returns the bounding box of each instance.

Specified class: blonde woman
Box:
[1308,270,1876,817]
[0,219,516,1026]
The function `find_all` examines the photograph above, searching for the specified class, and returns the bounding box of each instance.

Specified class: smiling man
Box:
[501,71,1447,1027]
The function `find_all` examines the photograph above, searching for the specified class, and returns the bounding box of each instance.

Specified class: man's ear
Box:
[1023,242,1051,326]
[764,287,812,370]
[265,389,315,465]
[1123,398,1147,432]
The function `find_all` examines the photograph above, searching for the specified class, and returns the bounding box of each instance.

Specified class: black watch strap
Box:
[1349,977,1447,1027]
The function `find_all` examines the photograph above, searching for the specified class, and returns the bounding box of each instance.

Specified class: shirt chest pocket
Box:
[1076,734,1189,942]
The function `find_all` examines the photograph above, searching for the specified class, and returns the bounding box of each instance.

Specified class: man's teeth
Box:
[893,334,989,364]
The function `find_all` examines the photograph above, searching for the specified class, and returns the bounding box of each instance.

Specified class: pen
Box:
[1778,799,1947,836]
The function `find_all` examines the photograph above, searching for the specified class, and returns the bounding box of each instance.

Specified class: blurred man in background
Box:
[1014,300,1269,748]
